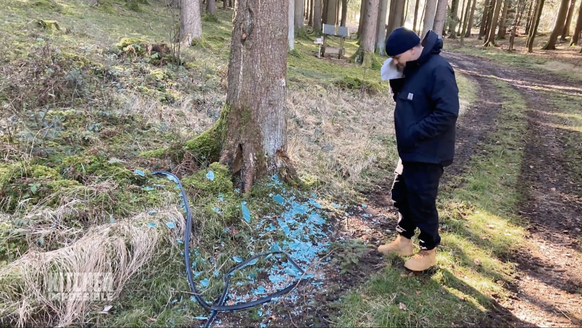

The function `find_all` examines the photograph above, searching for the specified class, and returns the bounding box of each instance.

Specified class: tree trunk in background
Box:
[457,0,468,36]
[358,0,367,37]
[448,0,460,37]
[388,0,406,34]
[325,0,338,24]
[206,0,216,15]
[353,0,379,66]
[222,0,295,193]
[314,0,323,32]
[180,0,202,46]
[460,0,472,43]
[413,0,421,34]
[223,0,227,9]
[376,0,389,53]
[526,0,545,51]
[542,0,570,49]
[289,0,295,49]
[526,0,536,34]
[484,0,502,45]
[295,0,305,30]
[422,0,437,36]
[434,0,449,37]
[497,0,511,39]
[479,0,492,38]
[341,0,348,25]
[570,3,582,45]
[561,0,577,40]
[465,0,477,36]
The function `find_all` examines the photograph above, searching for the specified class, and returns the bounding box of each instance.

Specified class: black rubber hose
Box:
[151,171,311,328]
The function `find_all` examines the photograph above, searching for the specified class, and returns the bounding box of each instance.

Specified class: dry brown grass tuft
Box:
[0,207,186,327]
[287,85,397,195]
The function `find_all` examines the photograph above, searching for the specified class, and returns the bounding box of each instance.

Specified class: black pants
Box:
[391,160,444,250]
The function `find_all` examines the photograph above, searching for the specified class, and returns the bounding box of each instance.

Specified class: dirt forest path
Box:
[443,51,582,327]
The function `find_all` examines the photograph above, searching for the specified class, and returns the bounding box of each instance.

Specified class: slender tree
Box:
[434,0,449,36]
[479,0,492,38]
[526,0,545,52]
[570,2,582,45]
[413,0,422,34]
[180,0,203,46]
[206,0,216,15]
[497,0,511,39]
[484,0,503,46]
[422,0,438,36]
[295,0,305,30]
[289,0,295,49]
[376,0,389,53]
[465,0,477,36]
[542,0,571,49]
[314,0,323,32]
[560,0,577,41]
[447,0,460,37]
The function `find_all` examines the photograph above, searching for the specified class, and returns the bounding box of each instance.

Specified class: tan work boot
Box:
[404,249,437,271]
[377,235,413,256]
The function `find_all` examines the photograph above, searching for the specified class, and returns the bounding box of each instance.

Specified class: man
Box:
[377,27,459,272]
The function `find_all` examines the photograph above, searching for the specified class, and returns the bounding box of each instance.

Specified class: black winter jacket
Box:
[389,30,459,167]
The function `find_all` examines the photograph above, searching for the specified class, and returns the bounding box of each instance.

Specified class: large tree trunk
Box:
[571,2,582,45]
[295,0,305,30]
[221,0,295,193]
[497,0,511,39]
[358,0,367,37]
[484,0,503,46]
[206,0,216,15]
[465,0,477,36]
[526,0,545,52]
[353,0,379,66]
[433,0,449,37]
[376,0,389,53]
[387,0,406,35]
[314,0,323,31]
[180,0,203,46]
[289,0,295,49]
[422,0,437,36]
[560,0,577,40]
[542,0,571,49]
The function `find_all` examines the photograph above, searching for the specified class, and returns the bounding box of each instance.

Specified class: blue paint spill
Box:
[206,170,215,181]
[273,194,284,205]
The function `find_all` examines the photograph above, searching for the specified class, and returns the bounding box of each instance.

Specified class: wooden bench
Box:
[317,24,349,59]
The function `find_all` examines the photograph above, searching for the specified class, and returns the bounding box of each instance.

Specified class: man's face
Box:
[391,48,416,71]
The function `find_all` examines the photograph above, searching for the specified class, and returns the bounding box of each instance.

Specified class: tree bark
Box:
[525,0,536,34]
[422,0,437,36]
[353,0,379,66]
[433,0,449,37]
[358,0,367,37]
[484,0,502,46]
[526,0,544,52]
[387,0,406,34]
[289,0,295,49]
[465,0,477,36]
[570,2,582,45]
[325,0,339,24]
[479,0,492,38]
[223,0,227,9]
[560,0,577,40]
[341,0,348,25]
[460,0,472,44]
[295,0,305,30]
[206,0,216,15]
[376,0,389,53]
[542,0,570,49]
[447,0,460,37]
[314,0,323,31]
[497,0,511,39]
[221,0,296,193]
[180,0,203,46]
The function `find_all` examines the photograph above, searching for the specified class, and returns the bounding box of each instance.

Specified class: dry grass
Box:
[0,206,185,327]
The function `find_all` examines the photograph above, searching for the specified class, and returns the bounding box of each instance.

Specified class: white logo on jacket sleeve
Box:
[407,93,414,100]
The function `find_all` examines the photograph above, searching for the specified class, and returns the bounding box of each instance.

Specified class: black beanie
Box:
[385,27,421,57]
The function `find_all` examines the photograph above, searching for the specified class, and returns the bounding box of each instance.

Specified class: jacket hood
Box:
[418,30,442,63]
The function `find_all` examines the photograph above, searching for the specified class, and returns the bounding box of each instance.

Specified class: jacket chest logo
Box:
[407,93,414,100]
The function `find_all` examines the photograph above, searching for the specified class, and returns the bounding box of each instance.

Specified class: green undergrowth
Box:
[333,78,530,327]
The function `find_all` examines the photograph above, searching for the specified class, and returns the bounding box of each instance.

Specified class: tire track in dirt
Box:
[445,51,582,328]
